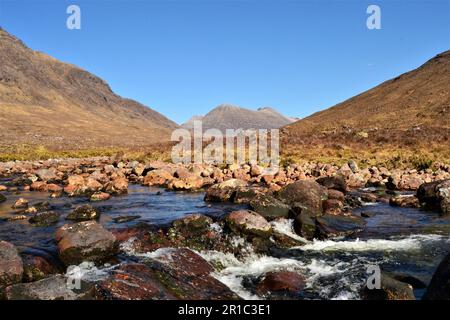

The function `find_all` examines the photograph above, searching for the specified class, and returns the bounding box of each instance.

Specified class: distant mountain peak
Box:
[182,104,295,131]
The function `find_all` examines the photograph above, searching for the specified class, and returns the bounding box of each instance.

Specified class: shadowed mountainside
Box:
[0,28,178,151]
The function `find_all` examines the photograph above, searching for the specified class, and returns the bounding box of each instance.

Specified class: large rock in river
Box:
[250,193,291,220]
[5,275,93,300]
[95,248,239,300]
[315,214,366,239]
[422,253,450,300]
[56,221,118,266]
[225,210,272,238]
[0,241,23,292]
[66,204,100,221]
[417,179,450,216]
[277,180,327,216]
[316,175,348,193]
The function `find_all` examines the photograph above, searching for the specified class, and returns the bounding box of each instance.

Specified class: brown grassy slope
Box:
[0,27,178,152]
[281,51,450,167]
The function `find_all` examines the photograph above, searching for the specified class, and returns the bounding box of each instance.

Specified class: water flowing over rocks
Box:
[95,248,240,300]
[1,156,450,300]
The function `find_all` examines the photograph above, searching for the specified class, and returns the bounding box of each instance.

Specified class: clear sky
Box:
[0,0,449,124]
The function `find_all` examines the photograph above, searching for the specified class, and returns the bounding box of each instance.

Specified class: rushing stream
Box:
[1,179,449,300]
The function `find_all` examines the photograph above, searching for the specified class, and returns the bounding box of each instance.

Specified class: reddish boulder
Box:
[225,210,272,238]
[56,221,118,266]
[256,271,306,294]
[0,241,23,290]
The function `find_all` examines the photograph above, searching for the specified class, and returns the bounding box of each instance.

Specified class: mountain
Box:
[282,51,450,151]
[182,104,295,132]
[0,28,178,151]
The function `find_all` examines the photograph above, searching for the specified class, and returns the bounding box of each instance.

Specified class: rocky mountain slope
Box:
[0,28,178,151]
[182,104,295,132]
[282,51,450,151]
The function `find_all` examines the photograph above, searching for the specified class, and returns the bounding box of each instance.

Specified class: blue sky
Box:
[0,0,449,124]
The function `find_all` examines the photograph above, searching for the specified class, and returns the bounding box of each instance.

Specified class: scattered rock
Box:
[5,275,93,300]
[417,179,450,215]
[249,193,291,220]
[12,198,28,209]
[56,221,118,265]
[316,175,347,193]
[327,189,345,202]
[66,204,100,221]
[277,180,327,216]
[105,177,128,195]
[293,212,316,240]
[225,210,272,238]
[94,263,177,300]
[95,249,239,300]
[389,195,420,208]
[29,211,60,226]
[35,168,57,181]
[22,254,58,282]
[322,199,344,215]
[90,192,111,202]
[172,214,213,236]
[0,193,6,203]
[315,214,366,239]
[256,271,306,295]
[204,185,236,202]
[217,179,247,189]
[112,215,141,224]
[233,187,261,204]
[143,169,173,186]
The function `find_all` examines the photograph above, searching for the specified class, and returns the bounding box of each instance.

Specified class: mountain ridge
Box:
[282,50,450,150]
[182,104,296,131]
[0,28,178,151]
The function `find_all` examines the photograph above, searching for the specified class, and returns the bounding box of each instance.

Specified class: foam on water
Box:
[270,219,309,243]
[296,234,447,252]
[199,249,304,300]
[65,261,116,283]
[120,237,177,260]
